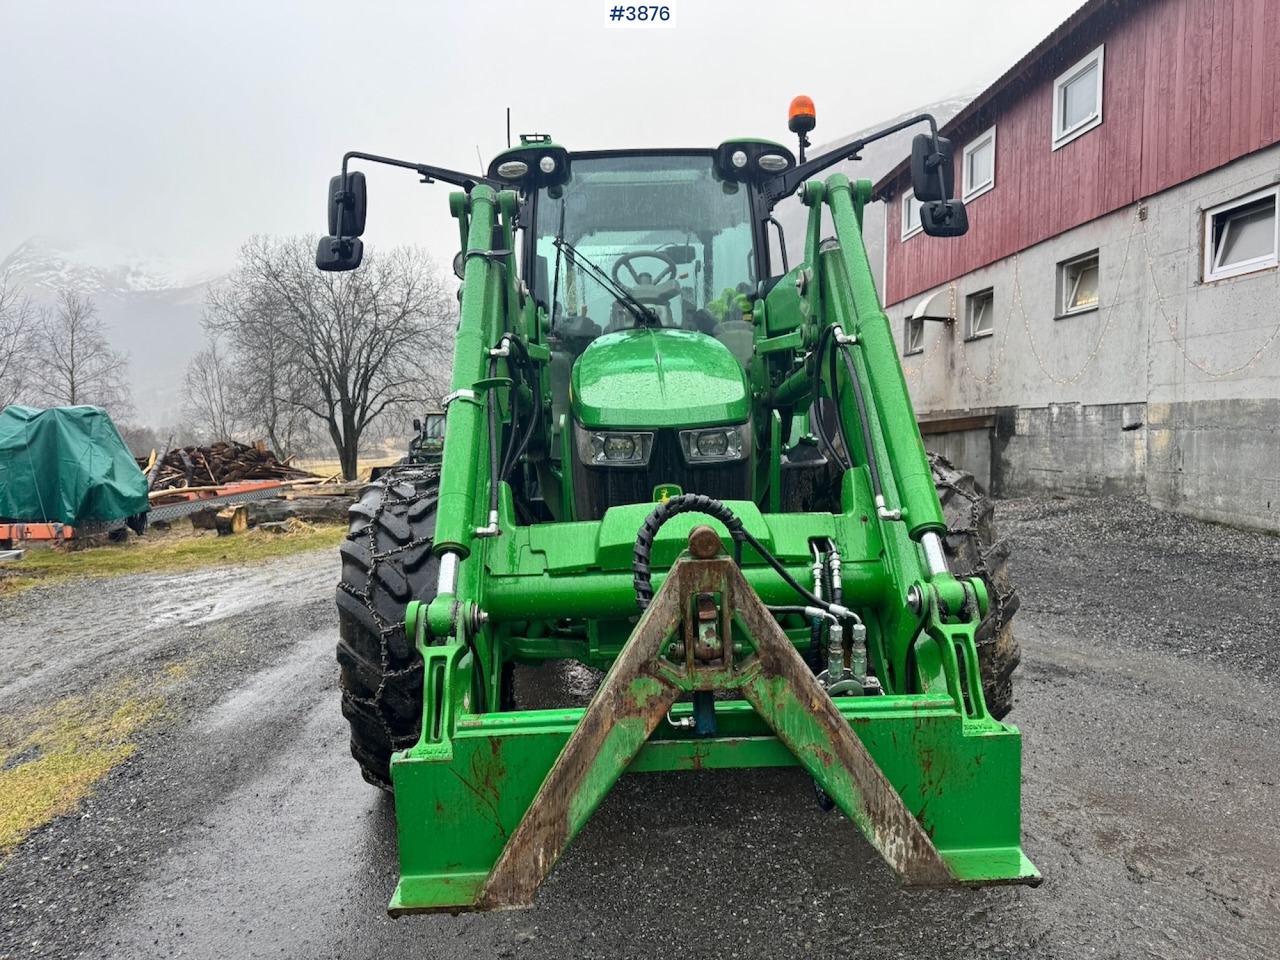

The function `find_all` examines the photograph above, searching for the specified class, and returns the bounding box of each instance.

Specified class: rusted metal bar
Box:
[479,552,687,909]
[479,530,952,909]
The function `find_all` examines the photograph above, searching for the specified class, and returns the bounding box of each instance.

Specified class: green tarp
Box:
[0,406,148,526]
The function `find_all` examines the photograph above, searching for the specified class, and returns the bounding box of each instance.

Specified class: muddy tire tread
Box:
[929,452,1021,720]
[335,468,439,791]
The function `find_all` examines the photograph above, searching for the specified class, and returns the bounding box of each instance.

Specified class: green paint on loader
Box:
[325,111,1039,916]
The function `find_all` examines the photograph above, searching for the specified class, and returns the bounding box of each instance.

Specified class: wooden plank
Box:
[917,413,997,435]
[1263,0,1280,144]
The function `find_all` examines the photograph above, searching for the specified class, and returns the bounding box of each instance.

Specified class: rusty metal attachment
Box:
[478,533,954,910]
[687,523,723,560]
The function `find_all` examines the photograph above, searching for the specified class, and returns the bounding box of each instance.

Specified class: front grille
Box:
[570,429,751,521]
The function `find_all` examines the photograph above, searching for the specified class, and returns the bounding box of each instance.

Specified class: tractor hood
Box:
[571,328,750,429]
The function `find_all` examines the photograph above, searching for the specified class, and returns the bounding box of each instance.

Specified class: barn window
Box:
[962,127,996,201]
[966,288,994,339]
[1052,45,1104,150]
[901,192,923,240]
[1204,187,1279,282]
[1058,252,1100,316]
[903,316,924,355]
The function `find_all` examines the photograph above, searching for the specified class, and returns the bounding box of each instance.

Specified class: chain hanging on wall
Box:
[902,196,1280,390]
[1019,202,1142,386]
[1141,216,1280,379]
[957,254,1023,385]
[901,309,946,377]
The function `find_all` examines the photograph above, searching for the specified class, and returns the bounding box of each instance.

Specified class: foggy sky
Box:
[1,0,1086,277]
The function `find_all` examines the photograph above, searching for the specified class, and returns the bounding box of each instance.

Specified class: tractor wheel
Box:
[929,453,1021,720]
[335,469,439,791]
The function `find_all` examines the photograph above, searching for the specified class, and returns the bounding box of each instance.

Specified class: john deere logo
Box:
[653,483,683,503]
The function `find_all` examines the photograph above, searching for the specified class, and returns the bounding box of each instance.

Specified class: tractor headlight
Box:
[758,153,791,172]
[576,428,654,467]
[679,424,749,463]
[496,159,529,180]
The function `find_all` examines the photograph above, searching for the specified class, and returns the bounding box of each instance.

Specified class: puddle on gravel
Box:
[145,558,334,629]
[200,629,333,733]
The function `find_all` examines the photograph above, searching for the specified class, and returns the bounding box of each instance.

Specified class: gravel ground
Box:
[0,496,1277,959]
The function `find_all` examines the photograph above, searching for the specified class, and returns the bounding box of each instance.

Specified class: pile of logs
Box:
[145,441,313,491]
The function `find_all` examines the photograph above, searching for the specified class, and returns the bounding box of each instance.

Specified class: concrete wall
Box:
[887,144,1280,532]
[922,425,994,490]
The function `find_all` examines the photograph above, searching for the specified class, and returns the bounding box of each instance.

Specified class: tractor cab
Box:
[408,410,446,462]
[500,146,789,520]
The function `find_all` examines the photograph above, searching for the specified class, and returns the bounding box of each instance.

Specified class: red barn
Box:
[874,0,1280,532]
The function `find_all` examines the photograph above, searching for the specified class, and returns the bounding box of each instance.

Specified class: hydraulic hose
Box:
[631,494,853,619]
[837,339,888,508]
[498,335,540,481]
[480,333,544,531]
[809,541,826,664]
[811,325,851,472]
[810,324,896,516]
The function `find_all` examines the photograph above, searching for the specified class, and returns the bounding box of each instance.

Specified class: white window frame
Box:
[1058,251,1100,317]
[1052,44,1105,150]
[966,288,995,340]
[961,126,997,202]
[1203,186,1280,283]
[901,192,923,240]
[903,316,924,355]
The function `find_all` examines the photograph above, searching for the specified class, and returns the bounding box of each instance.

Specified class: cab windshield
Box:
[535,154,755,344]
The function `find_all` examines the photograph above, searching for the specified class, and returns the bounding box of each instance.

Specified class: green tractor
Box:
[369,411,446,482]
[324,99,1036,916]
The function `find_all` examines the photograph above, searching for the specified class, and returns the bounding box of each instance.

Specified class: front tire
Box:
[929,453,1021,720]
[335,470,438,790]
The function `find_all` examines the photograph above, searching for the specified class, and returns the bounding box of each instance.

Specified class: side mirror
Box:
[412,418,422,432]
[920,199,969,238]
[316,236,364,272]
[909,133,955,203]
[327,171,367,237]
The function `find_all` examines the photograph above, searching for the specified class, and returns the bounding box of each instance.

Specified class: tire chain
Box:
[337,466,440,780]
[928,453,1020,712]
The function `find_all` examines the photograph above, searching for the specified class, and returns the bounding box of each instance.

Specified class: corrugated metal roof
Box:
[872,0,1148,199]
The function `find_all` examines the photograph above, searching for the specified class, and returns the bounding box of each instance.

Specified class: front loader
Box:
[327,98,1039,916]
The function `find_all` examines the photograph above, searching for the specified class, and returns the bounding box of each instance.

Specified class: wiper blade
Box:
[553,237,658,327]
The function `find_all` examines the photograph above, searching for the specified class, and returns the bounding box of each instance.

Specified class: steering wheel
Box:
[611,251,680,295]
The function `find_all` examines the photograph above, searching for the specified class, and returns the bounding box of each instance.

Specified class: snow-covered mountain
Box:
[1,237,221,427]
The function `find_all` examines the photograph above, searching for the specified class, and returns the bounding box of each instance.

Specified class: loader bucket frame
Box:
[389,529,1038,915]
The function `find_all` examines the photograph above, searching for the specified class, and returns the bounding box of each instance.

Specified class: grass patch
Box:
[0,687,165,856]
[0,522,346,596]
[294,457,398,482]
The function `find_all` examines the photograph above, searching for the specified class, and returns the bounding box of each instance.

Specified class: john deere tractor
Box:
[324,99,1036,915]
[369,411,446,481]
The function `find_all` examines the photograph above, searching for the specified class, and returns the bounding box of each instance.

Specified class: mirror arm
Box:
[763,112,942,209]
[341,150,503,192]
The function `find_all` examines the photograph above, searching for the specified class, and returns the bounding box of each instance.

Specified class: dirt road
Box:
[1,497,1276,959]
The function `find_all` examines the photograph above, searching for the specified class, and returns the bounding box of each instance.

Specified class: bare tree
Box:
[205,236,453,479]
[180,338,241,443]
[0,274,36,408]
[228,321,317,458]
[32,290,134,418]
